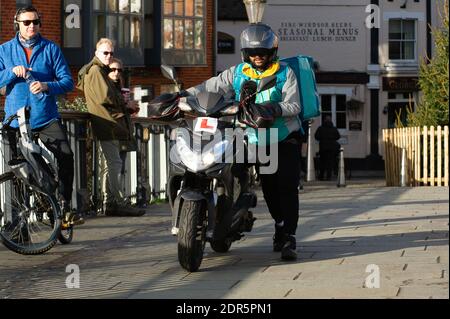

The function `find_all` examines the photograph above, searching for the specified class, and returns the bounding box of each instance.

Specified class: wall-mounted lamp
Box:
[243,0,267,24]
[383,106,389,114]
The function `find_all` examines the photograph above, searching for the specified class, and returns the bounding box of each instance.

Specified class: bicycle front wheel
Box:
[0,172,61,255]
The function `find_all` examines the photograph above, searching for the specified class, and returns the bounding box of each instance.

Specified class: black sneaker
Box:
[281,235,297,261]
[273,223,285,252]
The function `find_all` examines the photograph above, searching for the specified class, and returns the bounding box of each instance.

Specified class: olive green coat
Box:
[77,57,133,143]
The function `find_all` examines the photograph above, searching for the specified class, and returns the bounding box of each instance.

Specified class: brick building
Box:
[0,0,217,111]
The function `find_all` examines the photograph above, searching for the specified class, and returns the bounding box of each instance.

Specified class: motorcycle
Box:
[149,65,276,272]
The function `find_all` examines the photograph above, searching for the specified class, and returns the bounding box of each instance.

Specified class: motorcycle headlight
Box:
[176,137,230,172]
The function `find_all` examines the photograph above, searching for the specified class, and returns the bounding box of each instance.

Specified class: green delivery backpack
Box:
[281,55,321,121]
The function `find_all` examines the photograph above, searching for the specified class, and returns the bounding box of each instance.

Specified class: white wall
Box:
[217,0,371,72]
[266,0,370,71]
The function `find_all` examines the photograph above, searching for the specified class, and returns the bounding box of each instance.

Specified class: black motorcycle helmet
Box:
[240,23,279,69]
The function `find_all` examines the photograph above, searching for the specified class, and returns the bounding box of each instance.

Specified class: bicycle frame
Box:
[0,107,75,254]
[5,107,58,196]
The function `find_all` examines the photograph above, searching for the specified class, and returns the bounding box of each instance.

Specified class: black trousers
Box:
[258,138,301,235]
[319,149,336,180]
[7,120,74,204]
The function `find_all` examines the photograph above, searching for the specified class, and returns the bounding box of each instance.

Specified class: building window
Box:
[62,1,152,66]
[91,0,147,65]
[387,91,416,128]
[389,19,416,60]
[162,0,206,65]
[321,94,347,130]
[93,0,143,49]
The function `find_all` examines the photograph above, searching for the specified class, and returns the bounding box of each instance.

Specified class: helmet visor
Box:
[245,48,273,57]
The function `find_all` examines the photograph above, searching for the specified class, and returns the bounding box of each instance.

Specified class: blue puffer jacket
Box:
[0,33,74,129]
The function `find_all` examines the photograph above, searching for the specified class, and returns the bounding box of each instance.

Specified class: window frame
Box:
[388,18,417,62]
[318,87,352,134]
[60,1,164,67]
[320,94,348,132]
[91,0,145,66]
[386,91,417,128]
[161,0,207,66]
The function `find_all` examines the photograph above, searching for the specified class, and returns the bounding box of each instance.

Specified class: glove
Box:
[240,80,257,108]
[239,102,282,129]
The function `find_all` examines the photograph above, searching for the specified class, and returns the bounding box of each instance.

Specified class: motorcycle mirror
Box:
[161,65,177,81]
[257,75,277,93]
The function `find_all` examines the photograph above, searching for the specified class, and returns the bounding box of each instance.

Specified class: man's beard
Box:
[250,59,271,71]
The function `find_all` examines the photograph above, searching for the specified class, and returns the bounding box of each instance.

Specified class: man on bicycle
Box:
[0,6,83,226]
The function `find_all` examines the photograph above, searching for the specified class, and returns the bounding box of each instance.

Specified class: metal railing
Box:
[0,110,170,214]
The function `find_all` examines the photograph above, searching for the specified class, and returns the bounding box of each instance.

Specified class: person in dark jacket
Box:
[0,6,83,226]
[314,115,340,180]
[107,57,139,201]
[77,38,144,216]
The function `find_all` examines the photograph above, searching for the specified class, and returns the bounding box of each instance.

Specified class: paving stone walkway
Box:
[0,179,448,299]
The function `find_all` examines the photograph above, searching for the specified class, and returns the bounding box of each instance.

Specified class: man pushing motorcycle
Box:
[185,23,302,261]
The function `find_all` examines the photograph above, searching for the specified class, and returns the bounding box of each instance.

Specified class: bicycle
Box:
[0,106,73,255]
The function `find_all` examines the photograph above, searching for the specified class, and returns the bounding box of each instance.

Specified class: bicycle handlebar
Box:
[1,114,19,131]
[1,106,31,131]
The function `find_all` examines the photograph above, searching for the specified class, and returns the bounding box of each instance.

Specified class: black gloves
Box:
[239,101,283,129]
[238,79,283,128]
[240,80,257,108]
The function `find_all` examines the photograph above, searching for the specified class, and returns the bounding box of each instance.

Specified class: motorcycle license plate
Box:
[194,117,218,134]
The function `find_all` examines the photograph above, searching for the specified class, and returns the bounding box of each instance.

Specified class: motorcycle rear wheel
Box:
[210,239,232,253]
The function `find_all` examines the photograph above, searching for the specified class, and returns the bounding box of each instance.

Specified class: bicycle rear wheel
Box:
[0,172,60,255]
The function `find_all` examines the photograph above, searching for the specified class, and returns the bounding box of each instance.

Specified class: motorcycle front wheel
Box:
[177,200,206,272]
